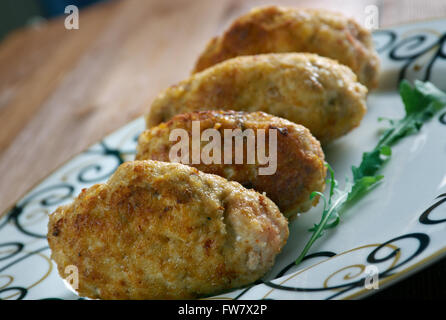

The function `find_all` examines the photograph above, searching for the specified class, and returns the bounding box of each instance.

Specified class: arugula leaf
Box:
[351,145,391,181]
[295,80,446,266]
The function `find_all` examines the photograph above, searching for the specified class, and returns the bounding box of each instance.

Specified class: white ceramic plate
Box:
[1,18,446,300]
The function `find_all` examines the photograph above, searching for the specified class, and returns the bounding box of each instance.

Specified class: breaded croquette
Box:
[193,6,379,89]
[136,110,326,217]
[146,53,368,144]
[48,160,288,299]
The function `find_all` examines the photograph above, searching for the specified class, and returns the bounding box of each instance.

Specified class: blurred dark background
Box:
[0,0,108,40]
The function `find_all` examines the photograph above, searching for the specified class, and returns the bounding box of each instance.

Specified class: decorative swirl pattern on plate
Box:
[260,233,429,300]
[323,264,366,290]
[4,185,74,239]
[419,193,446,224]
[373,30,397,53]
[78,142,125,183]
[374,29,446,83]
[440,112,446,125]
[0,243,24,262]
[0,247,52,300]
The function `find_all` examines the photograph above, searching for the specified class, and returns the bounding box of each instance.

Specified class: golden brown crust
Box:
[137,111,326,217]
[193,6,379,89]
[48,160,288,299]
[146,53,368,144]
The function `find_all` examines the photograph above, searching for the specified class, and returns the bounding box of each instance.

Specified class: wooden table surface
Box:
[1,0,446,299]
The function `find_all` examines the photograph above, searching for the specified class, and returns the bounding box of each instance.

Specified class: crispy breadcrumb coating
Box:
[146,53,368,144]
[193,6,379,89]
[137,111,326,217]
[48,160,288,299]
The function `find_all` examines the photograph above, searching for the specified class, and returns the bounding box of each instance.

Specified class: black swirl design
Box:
[4,185,74,239]
[373,30,397,53]
[0,246,49,300]
[259,232,429,300]
[419,193,446,224]
[0,243,24,262]
[79,142,125,183]
[440,112,446,125]
[233,251,337,300]
[0,287,27,300]
[367,233,429,275]
[0,246,49,274]
[275,251,336,279]
[389,35,438,82]
[374,28,446,84]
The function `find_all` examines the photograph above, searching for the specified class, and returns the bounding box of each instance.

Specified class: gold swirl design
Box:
[323,264,366,291]
[21,208,49,226]
[342,245,446,300]
[323,243,400,292]
[0,275,14,290]
[0,247,17,258]
[262,243,401,299]
[1,251,53,300]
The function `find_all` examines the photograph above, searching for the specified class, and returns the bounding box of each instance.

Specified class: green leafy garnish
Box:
[295,80,446,266]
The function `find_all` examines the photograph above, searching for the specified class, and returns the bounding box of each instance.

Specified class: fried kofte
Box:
[193,6,379,89]
[136,110,326,217]
[146,53,368,144]
[48,160,288,299]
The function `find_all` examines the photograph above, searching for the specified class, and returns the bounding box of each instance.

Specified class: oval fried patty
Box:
[193,6,379,89]
[137,111,326,217]
[146,53,368,144]
[48,160,288,299]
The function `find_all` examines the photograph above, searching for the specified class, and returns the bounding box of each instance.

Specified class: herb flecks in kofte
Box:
[193,6,379,89]
[137,110,326,218]
[48,160,288,299]
[147,53,368,144]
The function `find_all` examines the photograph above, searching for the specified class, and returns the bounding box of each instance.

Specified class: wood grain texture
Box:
[0,0,446,217]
